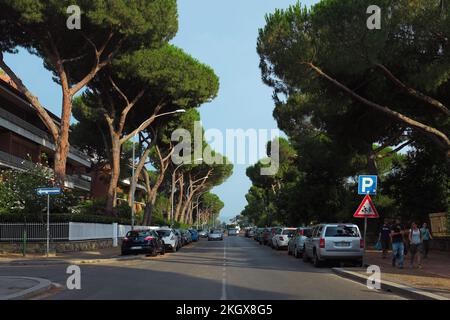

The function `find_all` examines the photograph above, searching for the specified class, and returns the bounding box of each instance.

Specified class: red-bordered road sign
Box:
[354,194,379,218]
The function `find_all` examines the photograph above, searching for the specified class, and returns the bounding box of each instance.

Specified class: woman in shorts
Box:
[409,222,423,269]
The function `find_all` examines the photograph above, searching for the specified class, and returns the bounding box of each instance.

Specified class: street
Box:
[0,235,404,300]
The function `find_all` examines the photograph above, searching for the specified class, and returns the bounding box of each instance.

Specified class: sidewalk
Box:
[341,249,450,299]
[0,247,142,265]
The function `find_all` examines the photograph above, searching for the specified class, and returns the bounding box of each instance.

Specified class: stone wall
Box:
[0,239,115,254]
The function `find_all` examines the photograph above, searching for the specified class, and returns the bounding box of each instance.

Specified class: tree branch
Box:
[0,55,59,141]
[304,62,450,151]
[375,63,450,116]
[119,103,165,144]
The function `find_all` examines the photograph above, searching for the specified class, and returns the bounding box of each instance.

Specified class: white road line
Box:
[220,239,227,300]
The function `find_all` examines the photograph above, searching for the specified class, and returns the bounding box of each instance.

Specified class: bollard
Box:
[22,230,27,257]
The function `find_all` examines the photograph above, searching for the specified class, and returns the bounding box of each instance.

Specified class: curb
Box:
[0,276,53,300]
[0,254,147,266]
[332,268,449,300]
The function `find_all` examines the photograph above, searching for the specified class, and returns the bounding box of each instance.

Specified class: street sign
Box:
[36,188,62,196]
[358,175,377,195]
[354,194,379,218]
[36,187,62,257]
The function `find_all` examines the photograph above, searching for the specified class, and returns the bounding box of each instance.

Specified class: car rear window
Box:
[282,229,296,235]
[157,230,171,237]
[325,226,359,237]
[126,231,149,237]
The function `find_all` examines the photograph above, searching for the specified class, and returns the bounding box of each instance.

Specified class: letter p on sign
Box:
[358,175,377,195]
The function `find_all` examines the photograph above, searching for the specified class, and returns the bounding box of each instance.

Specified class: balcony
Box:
[0,150,91,192]
[0,107,91,167]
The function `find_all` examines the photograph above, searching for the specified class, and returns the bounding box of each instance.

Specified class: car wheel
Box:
[303,249,310,262]
[298,246,305,258]
[121,250,128,256]
[313,251,322,268]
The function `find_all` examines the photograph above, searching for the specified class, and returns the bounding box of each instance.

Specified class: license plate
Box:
[131,246,142,250]
[335,242,350,247]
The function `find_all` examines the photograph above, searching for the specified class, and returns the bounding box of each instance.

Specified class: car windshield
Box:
[282,229,296,235]
[126,231,149,237]
[156,230,171,237]
[212,230,222,234]
[325,226,359,237]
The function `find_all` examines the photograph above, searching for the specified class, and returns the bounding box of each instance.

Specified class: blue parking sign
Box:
[358,175,377,195]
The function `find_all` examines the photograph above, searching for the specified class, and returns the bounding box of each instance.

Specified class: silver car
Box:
[303,224,363,267]
[208,229,223,241]
[287,227,312,258]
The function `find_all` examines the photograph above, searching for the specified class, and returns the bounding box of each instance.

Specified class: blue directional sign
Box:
[36,188,62,196]
[358,175,377,195]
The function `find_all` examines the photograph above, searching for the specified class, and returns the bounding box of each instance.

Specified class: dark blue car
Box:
[189,229,199,242]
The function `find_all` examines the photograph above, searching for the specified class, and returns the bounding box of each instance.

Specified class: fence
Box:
[0,222,154,244]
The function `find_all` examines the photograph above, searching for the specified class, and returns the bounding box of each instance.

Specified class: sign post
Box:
[354,193,379,266]
[37,188,62,257]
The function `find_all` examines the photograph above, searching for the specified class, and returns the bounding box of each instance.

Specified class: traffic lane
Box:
[224,235,404,300]
[0,240,226,300]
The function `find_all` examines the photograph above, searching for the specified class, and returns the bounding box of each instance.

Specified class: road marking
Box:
[220,239,227,300]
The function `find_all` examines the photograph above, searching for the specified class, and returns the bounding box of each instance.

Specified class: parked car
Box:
[228,228,238,236]
[260,228,273,245]
[189,229,199,242]
[287,227,312,258]
[174,229,184,248]
[198,229,208,238]
[121,229,165,256]
[208,229,224,241]
[303,223,363,267]
[156,228,179,252]
[245,228,255,238]
[271,227,297,250]
[254,228,265,242]
[181,229,192,245]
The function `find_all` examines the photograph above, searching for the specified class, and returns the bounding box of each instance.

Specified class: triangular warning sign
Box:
[354,194,379,218]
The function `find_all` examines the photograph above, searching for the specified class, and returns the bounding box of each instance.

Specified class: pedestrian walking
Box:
[390,218,405,269]
[409,222,423,269]
[378,219,391,259]
[420,223,433,258]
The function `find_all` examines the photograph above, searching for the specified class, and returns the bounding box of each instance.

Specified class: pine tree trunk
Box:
[53,94,72,184]
[106,137,121,214]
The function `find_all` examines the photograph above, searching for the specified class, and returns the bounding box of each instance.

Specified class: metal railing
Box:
[0,150,35,171]
[0,222,154,242]
[0,222,69,242]
[0,151,92,191]
[0,106,91,165]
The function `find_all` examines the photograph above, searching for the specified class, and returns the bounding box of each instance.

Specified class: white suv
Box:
[271,227,297,250]
[156,228,179,252]
[303,223,363,267]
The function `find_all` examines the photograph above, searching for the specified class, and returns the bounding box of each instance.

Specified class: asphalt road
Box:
[0,235,404,300]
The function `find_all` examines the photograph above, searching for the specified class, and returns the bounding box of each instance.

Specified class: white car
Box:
[156,228,179,252]
[271,227,297,250]
[208,230,224,241]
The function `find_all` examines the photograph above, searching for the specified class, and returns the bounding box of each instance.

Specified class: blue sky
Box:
[4,0,317,223]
